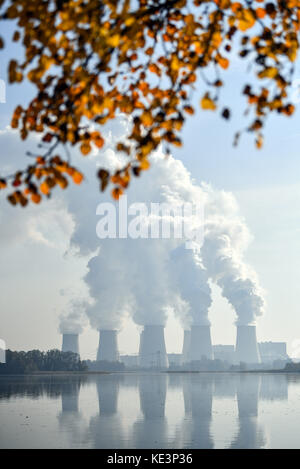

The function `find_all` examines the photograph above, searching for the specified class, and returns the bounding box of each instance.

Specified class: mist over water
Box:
[1,373,300,449]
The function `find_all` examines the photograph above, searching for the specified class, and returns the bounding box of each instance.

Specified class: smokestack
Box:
[182,330,191,364]
[97,330,119,362]
[235,325,261,364]
[139,325,168,368]
[189,325,213,361]
[62,334,80,356]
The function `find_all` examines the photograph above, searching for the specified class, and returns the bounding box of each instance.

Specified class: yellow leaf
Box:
[238,9,255,31]
[80,142,92,155]
[107,34,120,47]
[201,94,217,111]
[258,67,278,79]
[140,159,151,170]
[140,111,153,126]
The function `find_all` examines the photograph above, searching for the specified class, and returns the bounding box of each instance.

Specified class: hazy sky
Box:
[1,23,300,359]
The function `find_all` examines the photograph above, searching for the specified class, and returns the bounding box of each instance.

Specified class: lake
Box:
[0,372,300,449]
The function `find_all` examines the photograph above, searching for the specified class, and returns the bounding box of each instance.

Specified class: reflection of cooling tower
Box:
[61,382,80,413]
[62,334,80,356]
[97,376,122,416]
[97,330,119,362]
[182,375,214,448]
[235,326,261,364]
[132,375,168,448]
[182,330,191,364]
[189,326,213,360]
[139,326,168,368]
[89,375,125,449]
[231,374,266,449]
[139,375,167,419]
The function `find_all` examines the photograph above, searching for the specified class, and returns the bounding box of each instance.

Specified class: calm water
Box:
[0,372,300,449]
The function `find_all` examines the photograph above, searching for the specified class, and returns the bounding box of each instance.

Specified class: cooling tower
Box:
[62,334,80,356]
[182,330,191,364]
[235,325,261,364]
[189,325,213,361]
[139,325,168,368]
[97,330,119,362]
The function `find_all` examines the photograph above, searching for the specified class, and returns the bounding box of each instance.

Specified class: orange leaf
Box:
[40,182,50,195]
[31,193,42,204]
[256,7,266,18]
[80,142,92,155]
[73,171,84,185]
[112,187,124,200]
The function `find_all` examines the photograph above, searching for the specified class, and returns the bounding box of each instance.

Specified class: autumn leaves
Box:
[0,0,299,206]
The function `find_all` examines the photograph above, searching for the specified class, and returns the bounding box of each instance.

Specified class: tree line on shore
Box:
[0,349,88,374]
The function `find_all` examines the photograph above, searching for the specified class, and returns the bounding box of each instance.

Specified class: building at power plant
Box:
[120,355,139,368]
[167,354,182,367]
[182,330,191,364]
[258,342,289,364]
[213,345,236,363]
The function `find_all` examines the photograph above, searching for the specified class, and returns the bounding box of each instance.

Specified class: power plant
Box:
[60,324,290,369]
[61,333,80,356]
[97,330,119,362]
[58,150,273,371]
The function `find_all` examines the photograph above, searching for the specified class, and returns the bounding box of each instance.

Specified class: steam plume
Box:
[63,117,264,331]
[169,245,212,328]
[59,298,88,334]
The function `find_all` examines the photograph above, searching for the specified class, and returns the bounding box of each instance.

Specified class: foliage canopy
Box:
[0,0,299,206]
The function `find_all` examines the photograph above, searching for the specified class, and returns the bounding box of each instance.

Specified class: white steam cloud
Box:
[59,297,88,334]
[60,116,264,331]
[169,245,212,328]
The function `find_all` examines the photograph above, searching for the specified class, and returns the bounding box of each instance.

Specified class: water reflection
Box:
[89,375,125,448]
[0,372,296,449]
[58,378,86,448]
[230,374,266,449]
[181,375,214,448]
[260,374,289,401]
[132,374,168,448]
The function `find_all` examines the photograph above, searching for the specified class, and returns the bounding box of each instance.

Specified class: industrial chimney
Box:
[182,330,191,364]
[235,325,261,364]
[97,330,119,362]
[139,325,168,368]
[189,325,213,361]
[62,334,80,356]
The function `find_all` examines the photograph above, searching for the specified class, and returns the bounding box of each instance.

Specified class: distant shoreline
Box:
[0,371,111,376]
[0,369,300,377]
